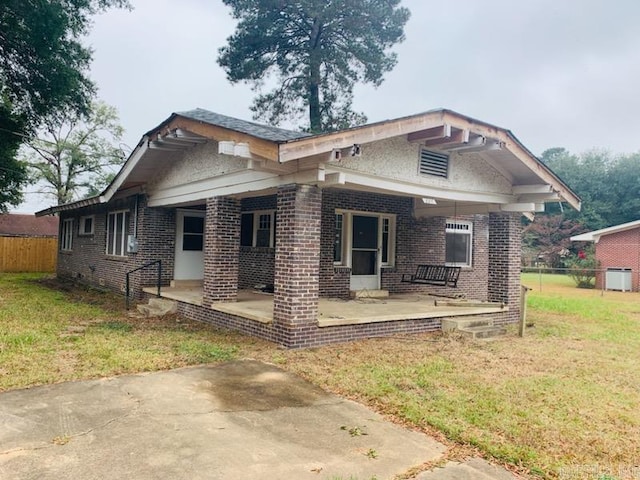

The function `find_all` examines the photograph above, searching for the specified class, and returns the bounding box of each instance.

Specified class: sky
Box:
[15,0,640,213]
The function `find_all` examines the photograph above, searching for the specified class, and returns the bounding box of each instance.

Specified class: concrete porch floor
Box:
[142,286,508,327]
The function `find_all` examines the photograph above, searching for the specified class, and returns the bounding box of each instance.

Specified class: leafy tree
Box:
[0,0,131,127]
[606,153,640,226]
[541,147,640,231]
[0,99,27,212]
[218,0,411,133]
[22,102,125,205]
[527,148,640,267]
[522,214,585,268]
[0,0,130,211]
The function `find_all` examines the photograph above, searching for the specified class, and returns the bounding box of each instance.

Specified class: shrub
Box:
[566,250,599,288]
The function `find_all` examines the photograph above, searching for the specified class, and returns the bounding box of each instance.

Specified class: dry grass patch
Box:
[249,275,640,479]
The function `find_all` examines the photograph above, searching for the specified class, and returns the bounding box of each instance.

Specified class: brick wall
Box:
[56,195,176,299]
[319,189,490,300]
[238,195,276,289]
[203,197,240,304]
[488,212,522,324]
[136,197,175,290]
[594,228,640,291]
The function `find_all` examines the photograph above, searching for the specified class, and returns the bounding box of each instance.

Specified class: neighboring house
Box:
[0,214,59,273]
[0,214,59,238]
[37,108,580,347]
[571,220,640,292]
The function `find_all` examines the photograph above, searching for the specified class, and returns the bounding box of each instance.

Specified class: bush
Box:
[566,250,599,289]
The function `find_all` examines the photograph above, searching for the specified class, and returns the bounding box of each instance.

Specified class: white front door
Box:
[174,210,205,280]
[350,215,380,290]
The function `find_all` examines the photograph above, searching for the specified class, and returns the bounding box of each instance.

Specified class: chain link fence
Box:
[521,266,637,296]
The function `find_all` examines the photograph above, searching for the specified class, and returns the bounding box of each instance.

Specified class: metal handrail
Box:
[125,259,162,310]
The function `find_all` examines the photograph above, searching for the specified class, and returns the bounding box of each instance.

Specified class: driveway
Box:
[0,360,518,479]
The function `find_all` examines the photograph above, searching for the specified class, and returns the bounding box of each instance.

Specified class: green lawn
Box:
[0,274,265,391]
[1,273,638,479]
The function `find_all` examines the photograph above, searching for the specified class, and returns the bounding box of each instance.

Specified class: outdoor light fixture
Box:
[421,198,437,205]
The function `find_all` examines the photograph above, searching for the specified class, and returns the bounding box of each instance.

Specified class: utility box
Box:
[605,268,632,291]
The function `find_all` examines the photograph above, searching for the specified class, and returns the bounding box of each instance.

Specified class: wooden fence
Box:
[0,237,58,273]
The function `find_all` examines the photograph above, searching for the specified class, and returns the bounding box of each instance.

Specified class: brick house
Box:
[571,220,640,292]
[37,108,580,347]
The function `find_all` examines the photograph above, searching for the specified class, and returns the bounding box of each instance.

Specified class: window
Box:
[240,210,275,247]
[240,213,254,246]
[419,148,449,178]
[60,218,73,251]
[381,217,390,264]
[445,219,472,267]
[79,215,94,235]
[182,216,204,251]
[334,213,343,263]
[256,213,272,247]
[106,210,129,256]
[380,215,395,267]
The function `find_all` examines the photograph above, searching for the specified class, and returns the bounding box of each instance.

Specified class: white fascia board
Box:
[512,184,553,195]
[147,170,276,206]
[414,203,500,217]
[331,167,515,204]
[278,113,446,163]
[500,203,538,212]
[571,219,640,243]
[570,233,596,242]
[147,168,326,207]
[102,138,151,203]
[516,193,562,203]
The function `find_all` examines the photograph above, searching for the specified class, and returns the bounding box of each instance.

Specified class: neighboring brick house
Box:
[37,108,580,347]
[571,220,640,292]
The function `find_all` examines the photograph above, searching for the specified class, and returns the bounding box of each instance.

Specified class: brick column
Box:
[488,212,522,323]
[203,197,240,305]
[273,184,322,346]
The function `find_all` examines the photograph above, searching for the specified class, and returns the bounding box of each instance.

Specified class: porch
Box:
[142,286,508,328]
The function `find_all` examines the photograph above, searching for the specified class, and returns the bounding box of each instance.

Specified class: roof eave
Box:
[36,195,106,217]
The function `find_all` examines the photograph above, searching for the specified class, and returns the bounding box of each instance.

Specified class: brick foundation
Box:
[166,297,514,349]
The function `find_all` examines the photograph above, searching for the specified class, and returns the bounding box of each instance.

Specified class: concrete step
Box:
[417,458,519,479]
[458,325,507,339]
[137,298,178,317]
[350,289,389,299]
[442,317,494,331]
[170,279,203,288]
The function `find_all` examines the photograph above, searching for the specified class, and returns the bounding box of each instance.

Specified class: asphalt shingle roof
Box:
[177,108,310,143]
[0,214,59,237]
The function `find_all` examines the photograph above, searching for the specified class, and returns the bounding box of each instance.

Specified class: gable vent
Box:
[419,149,449,178]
